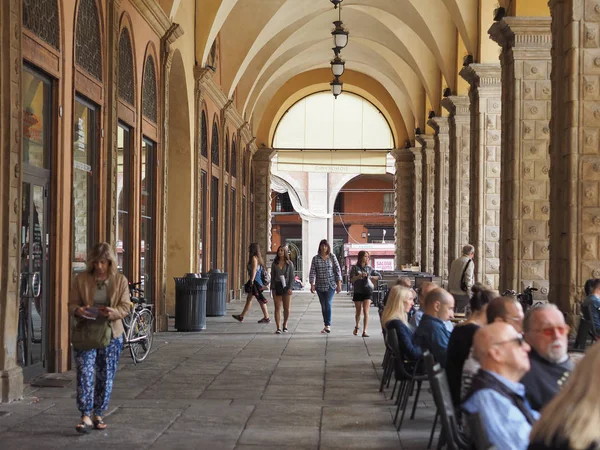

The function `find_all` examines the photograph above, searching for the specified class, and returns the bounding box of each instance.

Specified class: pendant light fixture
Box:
[330,0,343,8]
[330,1,348,98]
[330,54,345,77]
[330,77,343,99]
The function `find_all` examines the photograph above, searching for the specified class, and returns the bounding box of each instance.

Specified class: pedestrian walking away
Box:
[309,239,342,334]
[270,246,295,333]
[349,250,380,337]
[68,242,131,433]
[232,243,271,324]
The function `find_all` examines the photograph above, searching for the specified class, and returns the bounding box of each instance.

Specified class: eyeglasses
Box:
[531,325,569,337]
[492,335,526,347]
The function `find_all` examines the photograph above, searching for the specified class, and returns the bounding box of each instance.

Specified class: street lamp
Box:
[330,55,345,77]
[330,77,343,99]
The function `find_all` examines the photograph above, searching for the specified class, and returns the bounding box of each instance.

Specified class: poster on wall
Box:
[374,259,394,271]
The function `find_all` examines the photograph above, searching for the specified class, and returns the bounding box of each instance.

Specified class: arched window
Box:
[142,55,157,123]
[75,0,102,81]
[23,0,60,49]
[201,110,208,158]
[118,28,135,105]
[225,134,230,173]
[231,139,237,178]
[273,92,393,149]
[243,152,248,186]
[211,120,220,166]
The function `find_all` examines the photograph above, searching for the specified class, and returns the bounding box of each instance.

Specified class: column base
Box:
[0,366,24,403]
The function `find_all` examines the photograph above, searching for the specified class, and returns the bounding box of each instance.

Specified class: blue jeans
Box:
[317,288,335,326]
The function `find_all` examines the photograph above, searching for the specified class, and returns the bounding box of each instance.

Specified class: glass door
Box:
[19,175,49,376]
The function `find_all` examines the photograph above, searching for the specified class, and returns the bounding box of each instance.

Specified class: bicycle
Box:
[123,282,154,364]
[501,286,541,313]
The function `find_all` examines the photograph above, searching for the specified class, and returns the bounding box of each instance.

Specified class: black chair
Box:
[386,327,427,430]
[575,314,594,350]
[423,351,470,450]
[467,412,495,450]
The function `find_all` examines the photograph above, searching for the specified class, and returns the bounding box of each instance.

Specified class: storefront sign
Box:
[374,259,394,271]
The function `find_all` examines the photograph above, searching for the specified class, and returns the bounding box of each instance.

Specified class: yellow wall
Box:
[456,32,469,96]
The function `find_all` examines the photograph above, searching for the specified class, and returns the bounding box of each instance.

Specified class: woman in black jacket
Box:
[380,286,422,360]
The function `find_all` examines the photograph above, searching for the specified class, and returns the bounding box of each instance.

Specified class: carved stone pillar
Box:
[548,1,600,313]
[428,118,451,280]
[442,96,471,268]
[409,147,423,266]
[416,135,436,274]
[490,17,552,298]
[392,149,416,266]
[0,0,23,402]
[252,148,275,257]
[460,64,502,288]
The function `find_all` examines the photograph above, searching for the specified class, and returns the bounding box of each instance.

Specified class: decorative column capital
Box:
[459,63,502,90]
[252,147,275,163]
[427,117,450,136]
[441,95,470,117]
[489,17,552,51]
[409,147,423,162]
[415,134,435,149]
[391,148,415,162]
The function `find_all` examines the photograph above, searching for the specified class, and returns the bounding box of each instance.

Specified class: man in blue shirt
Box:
[583,278,600,332]
[410,282,454,333]
[462,322,539,450]
[413,288,454,367]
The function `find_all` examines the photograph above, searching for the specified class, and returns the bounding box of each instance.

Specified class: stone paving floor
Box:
[0,292,437,449]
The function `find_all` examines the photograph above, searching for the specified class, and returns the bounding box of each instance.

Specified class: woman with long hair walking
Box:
[349,250,380,337]
[232,243,270,323]
[309,239,342,333]
[69,243,131,433]
[270,246,295,334]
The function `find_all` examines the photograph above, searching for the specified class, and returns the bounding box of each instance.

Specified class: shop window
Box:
[211,120,220,166]
[142,56,157,123]
[243,152,248,186]
[275,193,294,213]
[231,140,237,178]
[224,184,229,270]
[23,0,60,50]
[117,124,131,276]
[225,137,230,173]
[211,176,219,268]
[118,28,135,106]
[200,170,207,272]
[230,187,236,281]
[75,0,102,81]
[383,192,394,214]
[201,111,208,158]
[141,138,155,295]
[23,67,51,170]
[72,97,98,273]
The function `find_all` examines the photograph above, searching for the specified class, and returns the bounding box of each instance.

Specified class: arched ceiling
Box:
[166,0,503,145]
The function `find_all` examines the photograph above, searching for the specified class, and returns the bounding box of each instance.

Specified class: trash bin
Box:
[206,269,228,317]
[174,273,208,331]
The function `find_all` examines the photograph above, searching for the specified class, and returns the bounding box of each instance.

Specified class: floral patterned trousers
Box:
[74,335,123,417]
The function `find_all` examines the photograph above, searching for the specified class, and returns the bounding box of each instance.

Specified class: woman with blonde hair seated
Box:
[528,343,600,450]
[380,286,422,360]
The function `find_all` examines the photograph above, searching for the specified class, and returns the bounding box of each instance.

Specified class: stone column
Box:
[490,17,552,298]
[416,135,436,274]
[251,148,275,257]
[409,147,423,266]
[428,117,451,280]
[460,64,502,288]
[392,149,416,266]
[548,1,600,313]
[442,96,471,268]
[0,0,23,402]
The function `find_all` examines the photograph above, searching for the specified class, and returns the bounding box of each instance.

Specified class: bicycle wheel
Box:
[128,310,154,363]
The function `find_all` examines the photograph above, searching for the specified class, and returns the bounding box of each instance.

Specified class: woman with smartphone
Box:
[68,243,131,433]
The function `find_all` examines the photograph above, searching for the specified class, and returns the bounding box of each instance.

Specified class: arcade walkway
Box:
[0,292,436,449]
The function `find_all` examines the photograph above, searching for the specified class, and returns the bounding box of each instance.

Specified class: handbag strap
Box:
[460,259,472,288]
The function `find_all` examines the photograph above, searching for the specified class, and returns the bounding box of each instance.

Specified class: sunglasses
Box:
[531,325,569,337]
[492,335,526,347]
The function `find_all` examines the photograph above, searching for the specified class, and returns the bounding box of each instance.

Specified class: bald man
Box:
[413,288,455,367]
[461,322,539,450]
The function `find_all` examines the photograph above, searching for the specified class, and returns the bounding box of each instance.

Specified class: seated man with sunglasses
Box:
[520,304,574,412]
[462,322,539,450]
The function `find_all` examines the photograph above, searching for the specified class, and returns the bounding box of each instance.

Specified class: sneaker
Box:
[258,317,271,324]
[232,314,244,322]
[275,329,282,334]
[282,327,288,333]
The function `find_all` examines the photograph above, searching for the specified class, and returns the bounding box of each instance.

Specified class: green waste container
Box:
[206,269,228,317]
[174,274,208,331]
